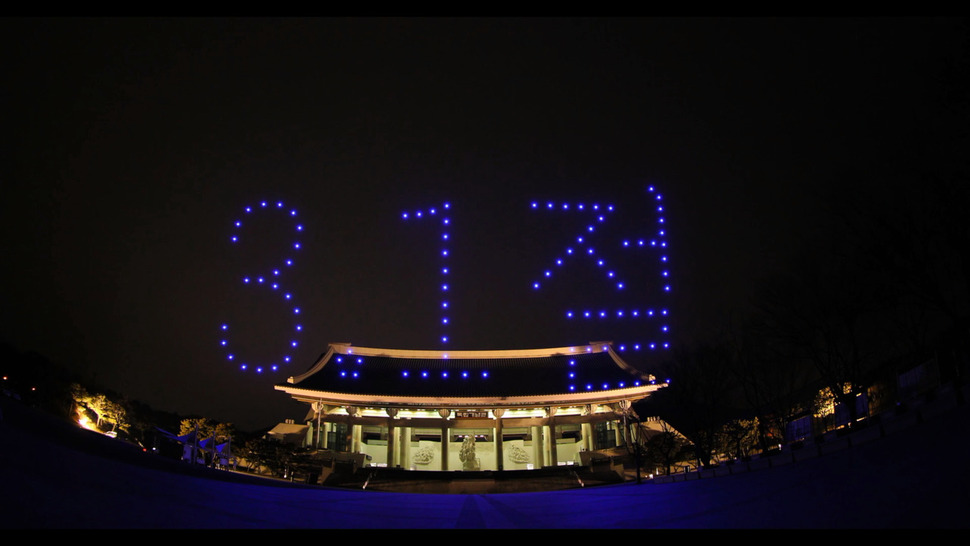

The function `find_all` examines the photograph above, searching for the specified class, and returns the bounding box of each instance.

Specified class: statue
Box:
[459,435,480,471]
[507,444,530,464]
[413,446,434,465]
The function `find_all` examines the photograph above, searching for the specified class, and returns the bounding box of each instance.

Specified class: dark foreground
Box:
[1,389,968,529]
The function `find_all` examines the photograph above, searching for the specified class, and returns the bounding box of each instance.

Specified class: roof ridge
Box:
[329,341,616,360]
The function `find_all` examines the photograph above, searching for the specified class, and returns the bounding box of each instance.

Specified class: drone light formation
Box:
[402,202,452,347]
[400,185,673,359]
[218,185,671,377]
[530,185,672,354]
[219,200,304,373]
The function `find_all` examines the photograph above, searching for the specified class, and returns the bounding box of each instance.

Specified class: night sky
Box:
[3,18,965,431]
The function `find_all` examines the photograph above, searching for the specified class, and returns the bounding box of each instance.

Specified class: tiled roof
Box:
[280,343,658,399]
[267,422,309,435]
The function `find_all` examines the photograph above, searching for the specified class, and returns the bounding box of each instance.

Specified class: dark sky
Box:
[3,18,965,431]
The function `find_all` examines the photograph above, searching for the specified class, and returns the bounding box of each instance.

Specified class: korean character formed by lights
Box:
[532,186,673,353]
[402,202,452,347]
[219,200,304,373]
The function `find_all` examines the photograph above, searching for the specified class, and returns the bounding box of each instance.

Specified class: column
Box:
[312,402,327,449]
[400,426,410,469]
[386,408,398,467]
[439,409,450,471]
[352,424,362,453]
[346,407,358,453]
[493,409,505,471]
[544,425,557,467]
[547,407,558,467]
[532,426,544,468]
[385,426,397,467]
[614,420,623,447]
[582,422,593,452]
[618,400,631,449]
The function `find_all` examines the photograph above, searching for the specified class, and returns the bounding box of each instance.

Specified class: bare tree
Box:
[728,314,818,448]
[641,420,688,476]
[649,341,739,468]
[755,231,891,429]
[850,173,970,391]
[719,418,761,460]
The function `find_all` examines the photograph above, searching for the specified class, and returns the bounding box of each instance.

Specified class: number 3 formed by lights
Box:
[218,201,304,373]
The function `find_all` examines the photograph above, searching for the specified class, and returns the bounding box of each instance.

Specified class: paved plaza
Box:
[1,389,968,529]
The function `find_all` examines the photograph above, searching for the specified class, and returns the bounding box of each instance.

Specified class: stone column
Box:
[614,420,623,447]
[386,426,397,467]
[532,426,544,468]
[617,400,631,448]
[386,408,398,467]
[400,426,411,469]
[347,407,360,453]
[439,409,450,471]
[313,402,325,449]
[493,409,505,471]
[546,407,558,467]
[582,422,593,452]
[539,425,553,466]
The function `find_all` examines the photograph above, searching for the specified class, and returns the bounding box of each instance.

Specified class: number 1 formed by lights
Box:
[220,200,304,373]
[402,202,452,347]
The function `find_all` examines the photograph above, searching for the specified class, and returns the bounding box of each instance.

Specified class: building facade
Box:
[275,341,666,471]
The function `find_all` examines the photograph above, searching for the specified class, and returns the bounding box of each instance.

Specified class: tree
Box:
[2,345,78,418]
[179,417,235,444]
[844,172,970,389]
[648,341,740,468]
[729,314,818,447]
[70,383,128,434]
[755,229,891,430]
[237,437,291,477]
[287,447,328,483]
[719,418,761,460]
[641,421,689,476]
[121,397,183,448]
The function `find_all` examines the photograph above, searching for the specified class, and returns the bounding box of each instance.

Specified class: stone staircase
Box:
[322,465,625,494]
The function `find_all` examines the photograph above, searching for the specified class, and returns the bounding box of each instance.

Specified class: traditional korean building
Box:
[275,341,667,472]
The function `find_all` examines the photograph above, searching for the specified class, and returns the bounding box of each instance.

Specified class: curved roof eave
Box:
[287,344,336,384]
[284,341,649,384]
[273,383,665,409]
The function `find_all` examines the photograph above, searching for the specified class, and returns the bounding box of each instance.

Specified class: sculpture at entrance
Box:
[507,444,530,464]
[459,435,480,471]
[413,445,434,465]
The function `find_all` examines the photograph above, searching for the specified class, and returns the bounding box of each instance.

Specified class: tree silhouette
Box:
[649,341,739,468]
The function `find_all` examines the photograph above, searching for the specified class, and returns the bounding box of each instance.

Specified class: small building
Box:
[274,341,666,471]
[266,419,311,446]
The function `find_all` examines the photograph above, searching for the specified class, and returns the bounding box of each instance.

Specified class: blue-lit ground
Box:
[2,389,967,529]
